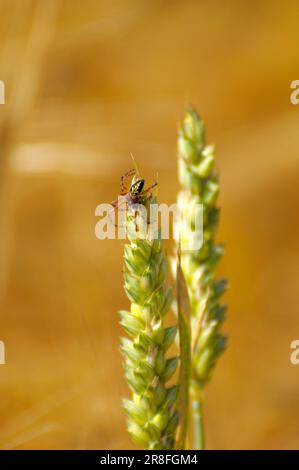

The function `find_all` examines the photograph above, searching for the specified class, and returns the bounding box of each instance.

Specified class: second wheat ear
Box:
[175,108,228,449]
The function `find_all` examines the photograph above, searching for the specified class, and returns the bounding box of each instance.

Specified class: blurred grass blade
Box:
[175,244,191,449]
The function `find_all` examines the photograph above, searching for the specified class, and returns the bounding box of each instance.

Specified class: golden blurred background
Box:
[0,0,298,449]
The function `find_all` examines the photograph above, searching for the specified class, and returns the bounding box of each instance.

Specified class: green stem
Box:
[192,399,205,450]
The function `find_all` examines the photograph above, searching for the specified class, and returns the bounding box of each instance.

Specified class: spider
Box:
[109,168,158,225]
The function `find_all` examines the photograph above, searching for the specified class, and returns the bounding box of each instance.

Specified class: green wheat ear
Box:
[119,196,179,450]
[176,107,228,449]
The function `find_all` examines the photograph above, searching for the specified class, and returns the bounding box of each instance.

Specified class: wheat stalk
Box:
[119,194,179,450]
[176,108,228,449]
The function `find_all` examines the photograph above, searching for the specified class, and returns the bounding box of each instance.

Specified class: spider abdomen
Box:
[130,178,145,196]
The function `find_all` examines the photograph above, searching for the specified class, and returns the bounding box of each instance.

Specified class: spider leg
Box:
[110,194,128,208]
[110,198,119,208]
[140,180,158,196]
[108,197,128,227]
[120,168,136,195]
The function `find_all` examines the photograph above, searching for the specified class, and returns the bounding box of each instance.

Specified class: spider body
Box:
[109,168,157,225]
[129,178,145,199]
